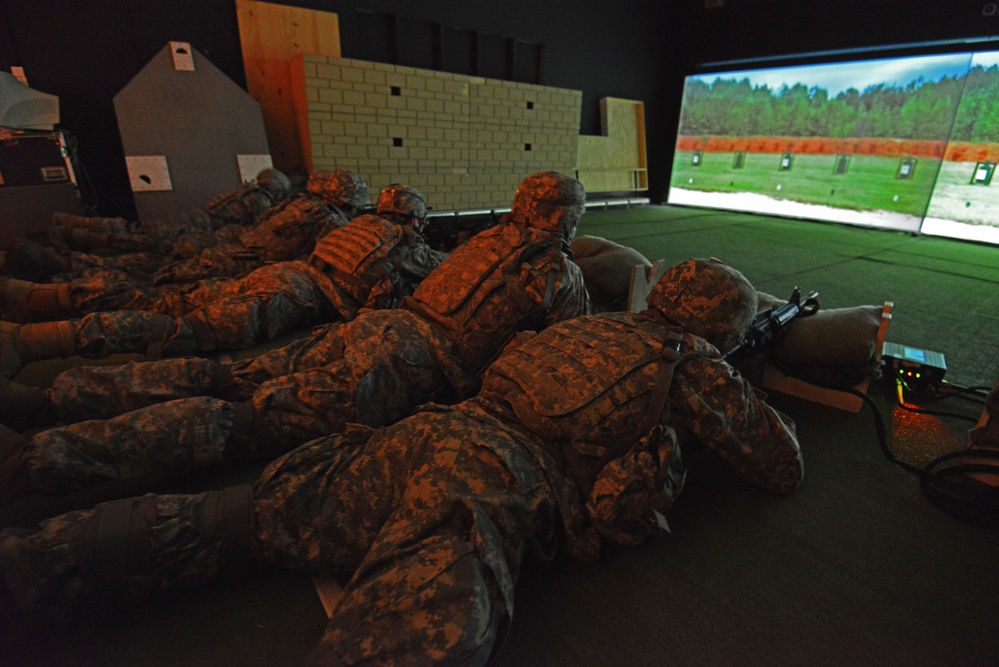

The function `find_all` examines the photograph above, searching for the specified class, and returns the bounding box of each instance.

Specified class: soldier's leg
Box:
[51,357,239,422]
[0,277,72,321]
[1,239,72,281]
[51,212,132,234]
[246,312,446,449]
[3,396,245,501]
[226,319,352,388]
[68,252,165,283]
[48,214,162,255]
[2,266,200,322]
[305,410,562,666]
[0,486,257,632]
[2,426,397,635]
[137,209,214,245]
[181,262,333,353]
[152,243,264,285]
[0,310,202,378]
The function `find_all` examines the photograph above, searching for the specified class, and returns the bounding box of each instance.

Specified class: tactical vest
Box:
[239,195,348,262]
[482,313,683,473]
[202,183,277,227]
[203,184,258,228]
[309,214,405,312]
[407,222,564,376]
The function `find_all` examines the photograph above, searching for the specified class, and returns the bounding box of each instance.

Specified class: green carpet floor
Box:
[576,205,999,389]
[3,205,998,666]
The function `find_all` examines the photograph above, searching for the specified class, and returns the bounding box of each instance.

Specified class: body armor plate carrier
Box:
[309,214,405,313]
[408,222,563,376]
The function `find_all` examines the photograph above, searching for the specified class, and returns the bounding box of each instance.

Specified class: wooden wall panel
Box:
[576,97,647,194]
[235,0,341,172]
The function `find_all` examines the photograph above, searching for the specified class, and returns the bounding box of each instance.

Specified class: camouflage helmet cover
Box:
[377,183,428,220]
[511,171,586,236]
[307,170,370,211]
[255,169,292,198]
[646,258,758,352]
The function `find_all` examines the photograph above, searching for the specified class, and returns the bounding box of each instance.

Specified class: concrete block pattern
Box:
[302,55,581,211]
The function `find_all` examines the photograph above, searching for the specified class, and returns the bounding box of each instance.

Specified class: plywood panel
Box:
[114,44,270,221]
[576,97,647,193]
[235,0,341,171]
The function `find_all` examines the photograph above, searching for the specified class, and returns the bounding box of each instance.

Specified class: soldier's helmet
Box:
[646,257,758,353]
[307,170,370,214]
[377,184,428,232]
[254,169,292,198]
[511,171,586,241]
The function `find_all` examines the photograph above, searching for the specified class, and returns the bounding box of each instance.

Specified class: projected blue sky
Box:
[694,51,999,96]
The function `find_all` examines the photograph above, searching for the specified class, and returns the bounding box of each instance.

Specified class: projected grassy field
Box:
[670,150,941,216]
[924,160,999,227]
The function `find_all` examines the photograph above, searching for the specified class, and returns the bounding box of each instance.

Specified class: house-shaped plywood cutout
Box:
[113,42,271,222]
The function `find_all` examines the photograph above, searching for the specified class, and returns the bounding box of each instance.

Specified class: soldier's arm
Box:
[399,236,448,281]
[542,258,591,327]
[670,339,803,494]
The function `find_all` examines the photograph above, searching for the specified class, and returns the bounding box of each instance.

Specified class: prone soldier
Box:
[0,257,802,665]
[3,169,294,282]
[0,170,368,323]
[0,171,590,512]
[0,184,444,370]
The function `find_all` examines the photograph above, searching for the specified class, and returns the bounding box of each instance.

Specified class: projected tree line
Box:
[678,64,999,142]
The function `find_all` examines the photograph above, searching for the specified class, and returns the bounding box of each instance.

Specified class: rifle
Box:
[423,212,502,252]
[723,287,820,362]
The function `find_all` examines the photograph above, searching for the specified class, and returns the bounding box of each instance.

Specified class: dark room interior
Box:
[2,1,998,665]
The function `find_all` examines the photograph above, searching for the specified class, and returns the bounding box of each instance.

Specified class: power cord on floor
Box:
[847,382,999,528]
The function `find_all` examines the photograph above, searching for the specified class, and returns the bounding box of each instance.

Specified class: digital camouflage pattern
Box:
[0,300,801,664]
[305,169,370,212]
[646,257,759,353]
[0,404,568,664]
[42,169,291,279]
[0,487,255,630]
[149,170,366,286]
[0,212,445,364]
[7,207,588,499]
[0,176,342,319]
[510,171,586,239]
[404,219,588,392]
[481,311,802,546]
[150,193,352,285]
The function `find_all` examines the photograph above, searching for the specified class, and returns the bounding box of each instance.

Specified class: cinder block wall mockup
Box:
[295,55,582,211]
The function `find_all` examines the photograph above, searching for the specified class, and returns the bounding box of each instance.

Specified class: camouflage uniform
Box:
[1,170,293,286]
[45,168,293,258]
[0,259,801,665]
[0,172,373,371]
[2,209,443,357]
[4,173,590,501]
[0,171,363,324]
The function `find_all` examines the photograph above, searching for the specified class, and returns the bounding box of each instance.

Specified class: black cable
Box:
[894,380,983,423]
[908,381,990,404]
[847,385,999,528]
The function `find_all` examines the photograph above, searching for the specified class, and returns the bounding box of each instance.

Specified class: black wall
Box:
[2,0,999,217]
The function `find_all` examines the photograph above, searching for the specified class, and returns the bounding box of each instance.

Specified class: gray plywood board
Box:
[113,44,270,222]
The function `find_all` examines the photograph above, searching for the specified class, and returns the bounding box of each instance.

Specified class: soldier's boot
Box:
[0,486,258,633]
[48,226,114,253]
[0,378,55,431]
[0,425,33,505]
[2,239,72,281]
[225,400,283,459]
[0,320,76,379]
[0,277,73,321]
[51,212,131,233]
